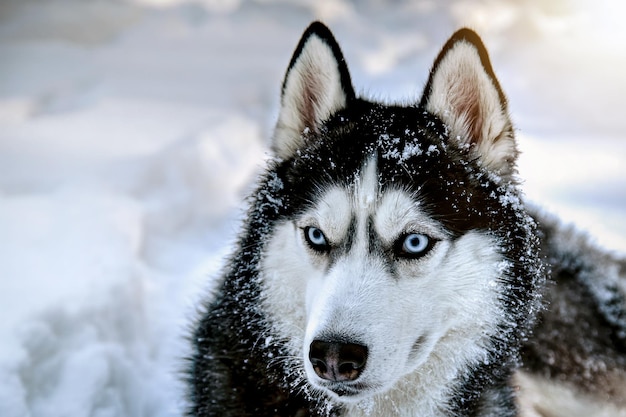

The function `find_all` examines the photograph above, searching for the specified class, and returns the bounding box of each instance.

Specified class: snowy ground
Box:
[1,0,625,416]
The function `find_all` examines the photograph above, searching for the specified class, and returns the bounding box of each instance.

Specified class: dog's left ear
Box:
[273,22,355,160]
[420,29,517,179]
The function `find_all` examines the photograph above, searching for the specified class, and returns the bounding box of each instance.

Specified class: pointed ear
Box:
[420,29,517,179]
[272,21,355,159]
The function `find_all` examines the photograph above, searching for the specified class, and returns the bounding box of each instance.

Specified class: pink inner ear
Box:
[300,71,323,133]
[421,38,517,177]
[452,84,483,147]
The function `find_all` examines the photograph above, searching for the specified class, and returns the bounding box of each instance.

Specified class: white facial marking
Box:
[298,187,352,246]
[374,190,448,244]
[355,157,379,211]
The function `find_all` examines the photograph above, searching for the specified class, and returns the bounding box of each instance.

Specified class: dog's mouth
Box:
[407,334,428,363]
[316,380,381,402]
[328,384,361,398]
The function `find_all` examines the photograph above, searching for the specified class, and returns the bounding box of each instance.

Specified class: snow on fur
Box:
[1,1,626,417]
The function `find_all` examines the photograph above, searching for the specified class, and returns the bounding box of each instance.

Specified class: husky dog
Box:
[188,22,626,416]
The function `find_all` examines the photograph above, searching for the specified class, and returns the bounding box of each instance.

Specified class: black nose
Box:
[309,340,368,382]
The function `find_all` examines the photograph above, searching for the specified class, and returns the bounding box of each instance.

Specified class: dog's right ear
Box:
[273,22,355,160]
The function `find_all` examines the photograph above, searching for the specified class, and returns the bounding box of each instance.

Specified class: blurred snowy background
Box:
[0,0,625,416]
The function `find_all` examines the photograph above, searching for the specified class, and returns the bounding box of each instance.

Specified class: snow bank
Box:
[0,0,624,416]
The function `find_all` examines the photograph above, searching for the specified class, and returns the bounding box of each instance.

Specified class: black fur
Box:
[187,22,626,416]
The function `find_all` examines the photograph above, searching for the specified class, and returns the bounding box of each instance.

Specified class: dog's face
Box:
[259,23,523,403]
[262,163,506,402]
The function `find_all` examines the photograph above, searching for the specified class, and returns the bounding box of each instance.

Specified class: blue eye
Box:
[398,233,432,258]
[304,226,329,251]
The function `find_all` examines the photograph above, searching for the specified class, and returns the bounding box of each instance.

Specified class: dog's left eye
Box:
[397,233,433,258]
[304,226,330,252]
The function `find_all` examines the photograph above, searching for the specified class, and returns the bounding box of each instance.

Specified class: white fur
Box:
[514,371,626,417]
[260,160,508,416]
[354,157,379,212]
[424,40,516,178]
[273,34,348,159]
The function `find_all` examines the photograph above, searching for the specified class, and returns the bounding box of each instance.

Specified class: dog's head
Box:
[258,22,539,405]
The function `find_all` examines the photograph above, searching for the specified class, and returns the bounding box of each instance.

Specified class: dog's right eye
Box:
[304,226,330,252]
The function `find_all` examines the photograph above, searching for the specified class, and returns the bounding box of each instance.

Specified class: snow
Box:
[1,0,625,416]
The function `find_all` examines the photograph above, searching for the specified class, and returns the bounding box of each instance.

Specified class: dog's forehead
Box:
[300,157,447,241]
